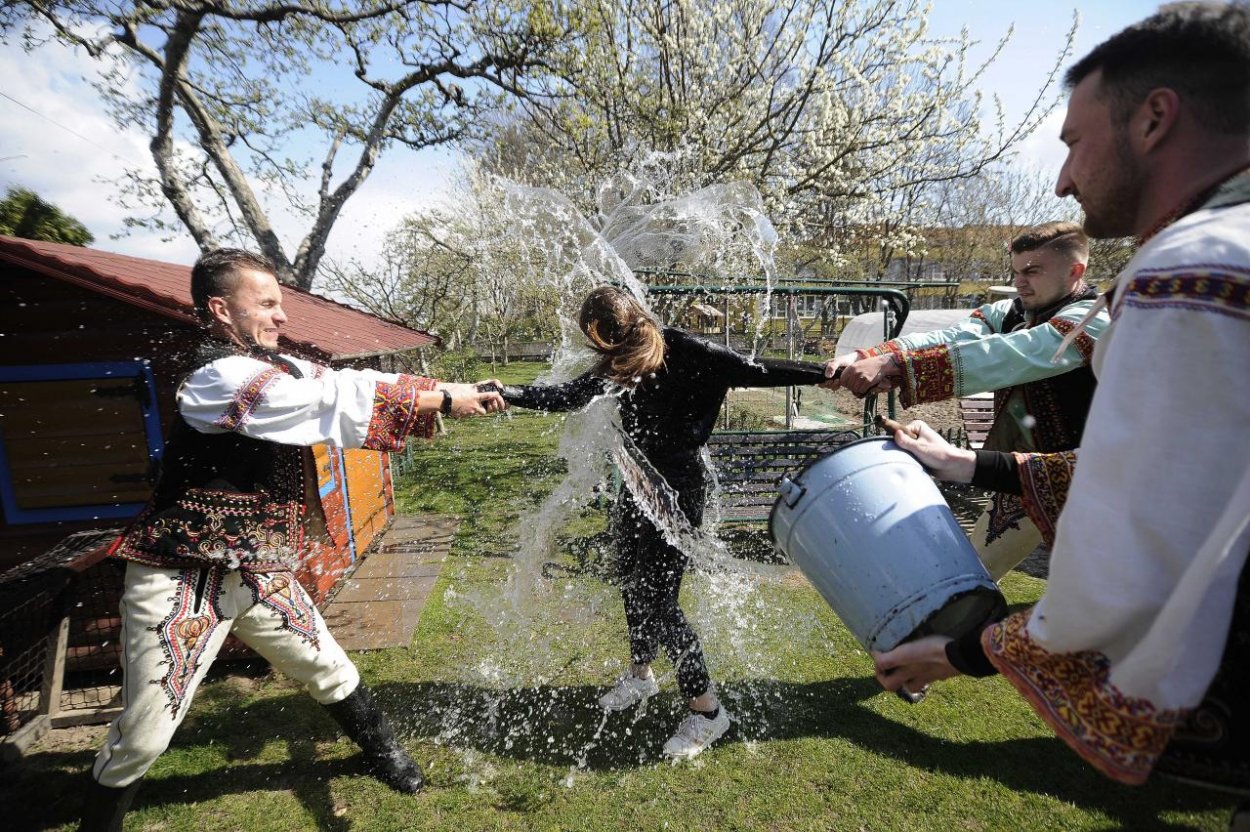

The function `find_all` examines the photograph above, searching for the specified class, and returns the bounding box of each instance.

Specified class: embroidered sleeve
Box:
[893,341,955,407]
[213,366,286,431]
[363,374,438,450]
[855,302,1007,404]
[1013,450,1078,547]
[894,299,1111,403]
[982,611,1186,785]
[857,343,892,359]
[1049,319,1098,365]
[179,356,439,450]
[1122,267,1250,322]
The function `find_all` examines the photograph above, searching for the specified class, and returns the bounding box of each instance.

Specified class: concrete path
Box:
[321,515,459,651]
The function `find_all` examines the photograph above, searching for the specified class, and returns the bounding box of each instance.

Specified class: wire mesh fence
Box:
[61,556,126,719]
[0,588,57,736]
[0,528,122,751]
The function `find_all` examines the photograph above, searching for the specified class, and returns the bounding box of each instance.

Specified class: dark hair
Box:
[1064,2,1250,134]
[1009,221,1090,260]
[190,248,276,322]
[578,286,666,386]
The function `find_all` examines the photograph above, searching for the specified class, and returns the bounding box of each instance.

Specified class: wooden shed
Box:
[0,235,437,601]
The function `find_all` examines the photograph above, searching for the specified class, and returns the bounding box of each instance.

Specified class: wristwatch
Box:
[439,390,453,416]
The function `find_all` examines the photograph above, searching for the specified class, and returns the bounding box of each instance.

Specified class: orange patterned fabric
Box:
[363,373,438,450]
[983,611,1188,785]
[1013,451,1078,547]
[856,342,893,359]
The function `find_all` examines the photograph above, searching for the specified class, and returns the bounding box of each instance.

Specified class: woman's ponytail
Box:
[579,286,666,386]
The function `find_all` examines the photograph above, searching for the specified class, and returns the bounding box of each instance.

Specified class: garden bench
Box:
[958,393,995,449]
[705,428,864,523]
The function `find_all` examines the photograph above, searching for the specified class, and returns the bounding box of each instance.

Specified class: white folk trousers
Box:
[91,563,359,787]
[971,497,1045,581]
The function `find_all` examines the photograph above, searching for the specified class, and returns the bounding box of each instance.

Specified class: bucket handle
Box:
[778,475,805,508]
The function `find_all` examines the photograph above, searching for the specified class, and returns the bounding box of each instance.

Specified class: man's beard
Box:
[1081,133,1145,239]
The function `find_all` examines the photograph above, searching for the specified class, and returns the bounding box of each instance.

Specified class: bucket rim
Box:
[786,432,899,486]
[767,433,896,543]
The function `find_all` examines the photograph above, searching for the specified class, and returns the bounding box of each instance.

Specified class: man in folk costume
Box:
[822,222,1109,579]
[78,249,506,830]
[872,3,1250,827]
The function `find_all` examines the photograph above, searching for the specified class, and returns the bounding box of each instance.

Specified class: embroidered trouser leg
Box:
[971,500,1044,581]
[91,564,358,788]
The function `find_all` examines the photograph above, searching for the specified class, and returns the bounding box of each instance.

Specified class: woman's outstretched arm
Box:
[502,371,608,412]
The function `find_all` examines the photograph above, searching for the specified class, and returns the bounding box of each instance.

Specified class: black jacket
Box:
[507,327,825,480]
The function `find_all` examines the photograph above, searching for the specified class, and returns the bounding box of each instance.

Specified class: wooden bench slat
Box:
[698,429,866,520]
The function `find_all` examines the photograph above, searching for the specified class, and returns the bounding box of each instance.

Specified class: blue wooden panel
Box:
[0,361,163,524]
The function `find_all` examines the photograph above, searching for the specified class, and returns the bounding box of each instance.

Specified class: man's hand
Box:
[818,355,855,390]
[889,419,976,483]
[872,635,959,693]
[838,353,901,398]
[437,381,506,416]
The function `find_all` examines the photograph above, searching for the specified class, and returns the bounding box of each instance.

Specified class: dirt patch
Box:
[828,390,965,435]
[778,569,812,589]
[28,723,106,755]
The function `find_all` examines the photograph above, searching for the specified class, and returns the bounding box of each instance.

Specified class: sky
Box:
[0,1,1161,271]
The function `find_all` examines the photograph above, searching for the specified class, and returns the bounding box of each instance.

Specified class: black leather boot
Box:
[77,777,142,832]
[324,684,424,793]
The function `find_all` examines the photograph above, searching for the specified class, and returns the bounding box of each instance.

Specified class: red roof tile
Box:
[0,235,436,361]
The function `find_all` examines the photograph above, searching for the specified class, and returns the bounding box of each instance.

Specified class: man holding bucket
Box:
[821,222,1108,581]
[872,3,1250,824]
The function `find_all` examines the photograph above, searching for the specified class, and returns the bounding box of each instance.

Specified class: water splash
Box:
[431,154,829,774]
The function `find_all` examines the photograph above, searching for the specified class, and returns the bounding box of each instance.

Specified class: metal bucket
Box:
[769,436,1003,653]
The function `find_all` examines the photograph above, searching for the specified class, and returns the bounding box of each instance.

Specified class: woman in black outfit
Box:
[505,286,825,759]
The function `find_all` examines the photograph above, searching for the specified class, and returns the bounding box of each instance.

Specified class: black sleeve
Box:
[503,372,607,412]
[674,329,827,388]
[944,624,1000,678]
[970,449,1023,495]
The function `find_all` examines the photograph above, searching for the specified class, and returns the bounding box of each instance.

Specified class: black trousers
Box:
[612,469,711,701]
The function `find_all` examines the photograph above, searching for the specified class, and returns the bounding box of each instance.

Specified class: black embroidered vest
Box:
[991,287,1099,453]
[112,340,307,573]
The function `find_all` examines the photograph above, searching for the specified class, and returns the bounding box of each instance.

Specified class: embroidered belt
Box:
[114,488,303,572]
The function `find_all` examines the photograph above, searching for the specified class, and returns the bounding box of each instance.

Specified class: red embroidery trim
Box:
[363,374,439,450]
[1013,451,1077,548]
[983,611,1187,785]
[215,366,285,431]
[1050,318,1097,364]
[897,342,954,407]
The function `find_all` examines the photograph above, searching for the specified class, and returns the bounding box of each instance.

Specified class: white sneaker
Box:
[598,672,660,711]
[662,708,732,759]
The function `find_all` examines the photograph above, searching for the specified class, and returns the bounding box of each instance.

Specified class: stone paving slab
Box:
[332,574,441,603]
[352,553,445,579]
[322,514,458,651]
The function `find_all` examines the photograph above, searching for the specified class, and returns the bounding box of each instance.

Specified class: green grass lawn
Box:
[6,361,1235,831]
